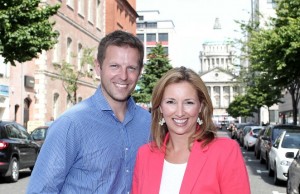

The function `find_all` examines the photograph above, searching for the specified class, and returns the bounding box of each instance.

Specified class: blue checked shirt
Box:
[26,87,151,194]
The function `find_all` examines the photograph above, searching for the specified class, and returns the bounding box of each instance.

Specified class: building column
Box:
[211,86,214,106]
[230,86,233,103]
[220,86,223,108]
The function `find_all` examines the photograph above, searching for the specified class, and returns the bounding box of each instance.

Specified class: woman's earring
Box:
[159,118,165,126]
[197,118,203,125]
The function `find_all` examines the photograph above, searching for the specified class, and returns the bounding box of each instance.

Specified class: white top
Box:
[159,159,187,194]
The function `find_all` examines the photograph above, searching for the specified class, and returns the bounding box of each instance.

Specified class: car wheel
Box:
[7,157,19,182]
[256,150,260,159]
[268,160,274,176]
[260,151,265,164]
[273,163,280,185]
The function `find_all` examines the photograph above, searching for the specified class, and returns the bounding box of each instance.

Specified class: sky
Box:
[136,0,252,72]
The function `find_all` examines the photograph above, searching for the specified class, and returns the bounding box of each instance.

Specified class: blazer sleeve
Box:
[219,141,251,194]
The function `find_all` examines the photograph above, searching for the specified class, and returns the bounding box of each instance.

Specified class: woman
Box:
[132,66,250,194]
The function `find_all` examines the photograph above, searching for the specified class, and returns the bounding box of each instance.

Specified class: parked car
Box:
[287,149,300,194]
[0,121,40,182]
[238,123,260,146]
[260,124,300,169]
[268,129,300,185]
[30,126,49,147]
[254,128,266,159]
[243,126,264,151]
[233,123,258,142]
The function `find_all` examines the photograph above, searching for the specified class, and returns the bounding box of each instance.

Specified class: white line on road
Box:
[257,170,269,173]
[272,191,286,194]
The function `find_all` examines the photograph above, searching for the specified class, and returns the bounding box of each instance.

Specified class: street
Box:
[0,130,287,194]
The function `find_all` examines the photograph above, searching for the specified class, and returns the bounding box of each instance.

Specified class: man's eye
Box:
[128,66,138,72]
[110,64,118,68]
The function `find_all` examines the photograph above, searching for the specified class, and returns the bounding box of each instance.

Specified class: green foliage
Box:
[231,0,300,124]
[226,95,255,118]
[132,43,172,103]
[54,47,95,105]
[0,0,60,65]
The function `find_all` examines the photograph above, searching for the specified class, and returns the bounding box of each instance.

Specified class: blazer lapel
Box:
[180,141,208,193]
[146,144,166,194]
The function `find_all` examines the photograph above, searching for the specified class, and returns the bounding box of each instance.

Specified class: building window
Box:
[78,97,83,103]
[223,86,230,107]
[207,86,211,96]
[96,0,101,28]
[146,47,153,56]
[66,37,72,63]
[159,33,168,42]
[137,23,145,29]
[137,34,144,42]
[52,31,60,63]
[146,33,156,42]
[138,16,144,21]
[77,43,83,70]
[78,0,84,16]
[163,47,168,55]
[53,93,59,119]
[213,86,220,108]
[88,0,94,23]
[269,110,278,123]
[146,22,157,28]
[67,0,74,8]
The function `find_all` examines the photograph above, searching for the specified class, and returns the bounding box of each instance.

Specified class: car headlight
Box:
[280,160,291,166]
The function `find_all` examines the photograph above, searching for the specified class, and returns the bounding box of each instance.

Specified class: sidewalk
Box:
[217,130,231,138]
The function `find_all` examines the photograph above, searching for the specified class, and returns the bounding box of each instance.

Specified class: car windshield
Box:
[252,128,261,134]
[31,128,47,140]
[281,132,300,149]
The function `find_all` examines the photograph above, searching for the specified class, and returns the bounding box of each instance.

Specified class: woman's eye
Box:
[166,100,175,104]
[186,101,195,105]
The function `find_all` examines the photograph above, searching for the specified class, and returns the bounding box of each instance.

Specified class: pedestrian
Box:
[27,30,151,193]
[131,66,251,194]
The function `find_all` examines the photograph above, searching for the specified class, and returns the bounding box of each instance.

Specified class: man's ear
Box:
[94,59,101,76]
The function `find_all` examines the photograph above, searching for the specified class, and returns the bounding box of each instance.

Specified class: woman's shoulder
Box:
[209,137,240,149]
[138,142,162,155]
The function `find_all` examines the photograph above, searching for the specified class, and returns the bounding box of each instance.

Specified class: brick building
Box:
[4,0,139,131]
[106,0,138,34]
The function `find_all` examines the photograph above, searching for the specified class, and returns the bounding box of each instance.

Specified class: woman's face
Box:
[160,81,201,137]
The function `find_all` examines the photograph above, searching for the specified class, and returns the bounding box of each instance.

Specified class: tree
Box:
[0,0,60,66]
[226,95,256,118]
[237,0,300,125]
[54,47,95,105]
[132,43,172,103]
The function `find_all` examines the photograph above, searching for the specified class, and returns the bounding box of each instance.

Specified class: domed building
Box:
[199,18,241,125]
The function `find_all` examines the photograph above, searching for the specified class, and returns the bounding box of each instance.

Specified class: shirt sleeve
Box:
[219,140,251,194]
[131,148,141,194]
[26,116,79,193]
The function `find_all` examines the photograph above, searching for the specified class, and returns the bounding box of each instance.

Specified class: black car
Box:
[259,124,300,169]
[30,126,49,147]
[287,149,300,194]
[0,121,40,182]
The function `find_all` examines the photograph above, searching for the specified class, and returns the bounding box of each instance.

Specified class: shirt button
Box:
[126,169,129,173]
[125,147,129,151]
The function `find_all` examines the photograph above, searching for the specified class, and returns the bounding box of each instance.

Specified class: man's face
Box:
[95,45,141,104]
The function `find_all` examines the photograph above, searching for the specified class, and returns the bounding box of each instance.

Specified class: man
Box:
[27,30,151,193]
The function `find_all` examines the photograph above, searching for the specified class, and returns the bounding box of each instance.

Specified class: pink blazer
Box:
[132,137,251,194]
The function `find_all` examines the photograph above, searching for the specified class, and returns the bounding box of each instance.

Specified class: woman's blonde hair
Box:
[151,66,216,150]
